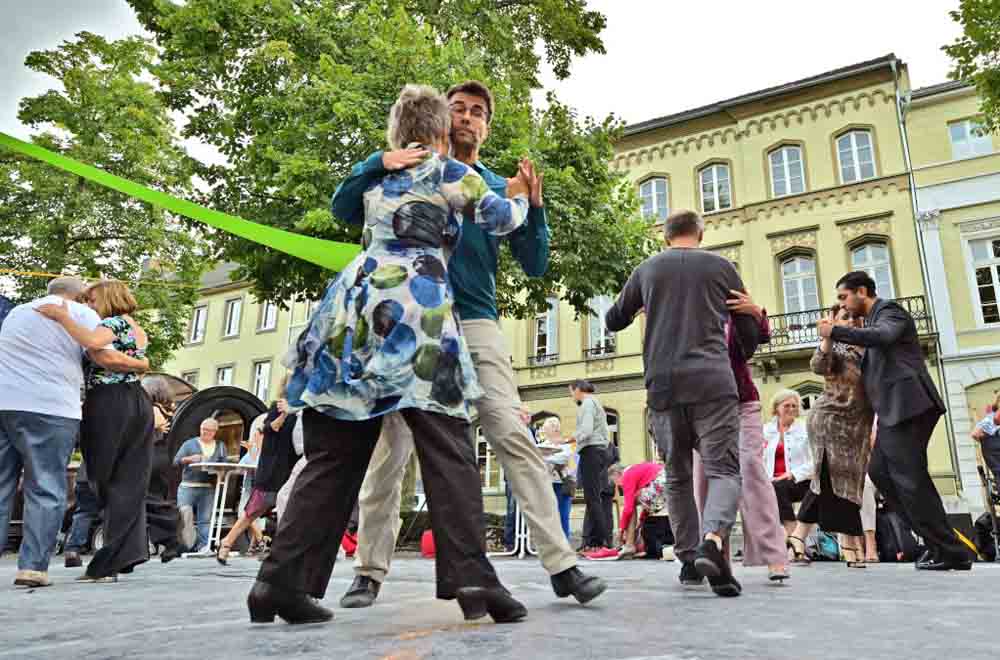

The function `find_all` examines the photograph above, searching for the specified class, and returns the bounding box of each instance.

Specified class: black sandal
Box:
[787,536,811,565]
[843,547,867,568]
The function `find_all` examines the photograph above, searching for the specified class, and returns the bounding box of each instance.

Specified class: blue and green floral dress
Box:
[285,149,529,421]
[85,316,143,389]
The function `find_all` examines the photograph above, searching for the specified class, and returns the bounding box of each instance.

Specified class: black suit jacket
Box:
[830,298,945,427]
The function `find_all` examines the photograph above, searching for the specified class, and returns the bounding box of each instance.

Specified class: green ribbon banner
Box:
[0,132,361,272]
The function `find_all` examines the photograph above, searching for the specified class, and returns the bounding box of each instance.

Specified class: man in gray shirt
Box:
[605,210,757,597]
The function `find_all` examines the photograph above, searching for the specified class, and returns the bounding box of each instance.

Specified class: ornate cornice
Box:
[768,227,818,255]
[707,240,742,263]
[745,175,908,223]
[917,209,941,231]
[957,216,1000,235]
[837,211,893,241]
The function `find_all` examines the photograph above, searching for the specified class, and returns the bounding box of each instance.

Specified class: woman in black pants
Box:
[39,281,153,581]
[142,376,182,563]
[569,380,612,553]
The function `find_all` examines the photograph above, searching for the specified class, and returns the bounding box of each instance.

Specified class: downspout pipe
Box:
[891,59,963,496]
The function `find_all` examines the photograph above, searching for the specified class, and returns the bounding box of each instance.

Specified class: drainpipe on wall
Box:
[891,59,963,498]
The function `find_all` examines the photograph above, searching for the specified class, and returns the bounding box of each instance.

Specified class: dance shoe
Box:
[247,580,334,624]
[679,561,704,586]
[160,546,181,564]
[550,566,607,604]
[64,551,83,568]
[694,540,742,597]
[915,556,973,571]
[340,575,381,608]
[13,570,51,588]
[455,586,527,623]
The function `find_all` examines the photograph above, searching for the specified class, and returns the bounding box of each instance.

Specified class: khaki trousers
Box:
[353,319,578,581]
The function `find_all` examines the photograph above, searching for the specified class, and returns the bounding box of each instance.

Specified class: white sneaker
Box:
[661,546,676,561]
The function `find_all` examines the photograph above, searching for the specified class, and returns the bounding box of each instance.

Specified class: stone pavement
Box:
[0,554,997,660]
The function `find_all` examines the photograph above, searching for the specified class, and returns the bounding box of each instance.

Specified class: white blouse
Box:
[762,418,814,483]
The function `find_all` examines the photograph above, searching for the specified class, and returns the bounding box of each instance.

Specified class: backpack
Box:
[806,529,840,561]
[876,506,918,562]
[974,512,998,562]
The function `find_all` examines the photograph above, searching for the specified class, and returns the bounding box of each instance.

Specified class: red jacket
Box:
[619,462,664,533]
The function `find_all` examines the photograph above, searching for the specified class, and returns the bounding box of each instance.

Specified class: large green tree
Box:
[944,0,1000,134]
[0,32,204,368]
[128,0,654,317]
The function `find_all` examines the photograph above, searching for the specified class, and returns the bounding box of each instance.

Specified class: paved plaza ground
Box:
[0,554,997,660]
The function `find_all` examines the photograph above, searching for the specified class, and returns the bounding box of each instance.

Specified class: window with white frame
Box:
[587,295,616,356]
[782,256,820,313]
[797,384,824,413]
[252,360,271,402]
[837,130,876,183]
[970,237,1000,325]
[950,119,994,160]
[851,243,895,299]
[258,301,279,331]
[700,163,732,213]
[223,298,242,337]
[606,409,620,450]
[769,145,805,197]
[188,305,207,343]
[216,365,234,386]
[474,425,503,491]
[639,177,669,222]
[181,370,199,387]
[531,298,559,363]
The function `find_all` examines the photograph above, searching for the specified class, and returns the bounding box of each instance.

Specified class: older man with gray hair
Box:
[605,210,759,598]
[0,277,149,587]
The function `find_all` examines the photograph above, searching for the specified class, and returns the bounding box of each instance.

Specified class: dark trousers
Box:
[258,408,501,599]
[503,482,517,549]
[642,515,675,559]
[65,478,100,553]
[868,411,966,560]
[81,382,154,578]
[578,445,610,548]
[982,436,1000,486]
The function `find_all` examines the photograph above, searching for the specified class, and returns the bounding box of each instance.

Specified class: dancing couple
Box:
[248,81,604,625]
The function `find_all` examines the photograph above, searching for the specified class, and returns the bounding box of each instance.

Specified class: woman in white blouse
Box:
[763,389,814,562]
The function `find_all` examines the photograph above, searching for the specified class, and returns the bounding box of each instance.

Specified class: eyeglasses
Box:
[449,103,487,120]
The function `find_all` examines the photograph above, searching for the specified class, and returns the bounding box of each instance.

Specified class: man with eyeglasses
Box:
[328,80,606,610]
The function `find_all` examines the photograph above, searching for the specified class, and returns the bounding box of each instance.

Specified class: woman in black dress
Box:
[143,376,182,563]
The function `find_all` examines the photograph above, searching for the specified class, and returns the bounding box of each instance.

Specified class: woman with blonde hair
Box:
[38,280,153,581]
[763,388,813,561]
[538,417,574,539]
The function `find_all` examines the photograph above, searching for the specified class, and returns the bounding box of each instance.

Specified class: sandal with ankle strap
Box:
[842,547,867,568]
[216,543,233,566]
[787,536,811,565]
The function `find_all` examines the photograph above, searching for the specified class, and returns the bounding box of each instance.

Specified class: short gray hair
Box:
[200,417,220,429]
[47,276,87,298]
[386,84,450,150]
[770,389,802,418]
[664,210,704,240]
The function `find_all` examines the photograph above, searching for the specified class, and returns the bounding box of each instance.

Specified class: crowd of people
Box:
[0,77,985,629]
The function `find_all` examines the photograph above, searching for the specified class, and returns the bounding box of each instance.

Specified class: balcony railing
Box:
[758,295,934,354]
[584,343,617,360]
[527,353,560,367]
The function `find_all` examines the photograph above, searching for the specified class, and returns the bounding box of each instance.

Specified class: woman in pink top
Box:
[606,462,666,557]
[693,290,789,582]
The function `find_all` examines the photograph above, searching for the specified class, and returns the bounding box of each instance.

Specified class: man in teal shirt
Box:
[333,80,606,610]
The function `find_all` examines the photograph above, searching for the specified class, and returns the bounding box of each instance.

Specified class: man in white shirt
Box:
[0,277,148,587]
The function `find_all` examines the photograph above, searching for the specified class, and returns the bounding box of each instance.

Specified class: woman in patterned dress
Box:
[38,281,154,580]
[787,304,875,566]
[249,84,534,625]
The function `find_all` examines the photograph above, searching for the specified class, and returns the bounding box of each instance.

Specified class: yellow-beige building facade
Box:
[163,54,999,515]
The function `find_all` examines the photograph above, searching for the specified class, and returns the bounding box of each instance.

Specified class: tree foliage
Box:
[128,0,653,318]
[944,0,1000,134]
[0,32,204,368]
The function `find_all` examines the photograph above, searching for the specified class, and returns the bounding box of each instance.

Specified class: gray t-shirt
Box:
[605,247,754,410]
[0,295,102,419]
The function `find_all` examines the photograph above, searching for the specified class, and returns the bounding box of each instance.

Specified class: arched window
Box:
[781,255,820,313]
[699,163,732,213]
[837,130,876,183]
[851,242,895,299]
[769,145,805,197]
[639,177,669,222]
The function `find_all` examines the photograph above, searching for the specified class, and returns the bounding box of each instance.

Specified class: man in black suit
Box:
[818,271,970,570]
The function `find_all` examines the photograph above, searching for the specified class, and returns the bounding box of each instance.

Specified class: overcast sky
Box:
[1,0,963,152]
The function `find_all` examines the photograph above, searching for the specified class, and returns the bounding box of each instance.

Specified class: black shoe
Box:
[247,580,334,624]
[340,575,381,609]
[161,547,181,564]
[64,551,82,568]
[694,539,726,578]
[455,586,527,623]
[915,556,973,571]
[679,561,704,586]
[550,567,607,604]
[708,574,742,597]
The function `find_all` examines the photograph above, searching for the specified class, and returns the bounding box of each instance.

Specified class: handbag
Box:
[555,466,576,497]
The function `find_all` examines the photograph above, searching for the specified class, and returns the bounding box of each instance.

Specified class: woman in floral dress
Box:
[39,281,153,581]
[249,85,533,626]
[787,304,875,566]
